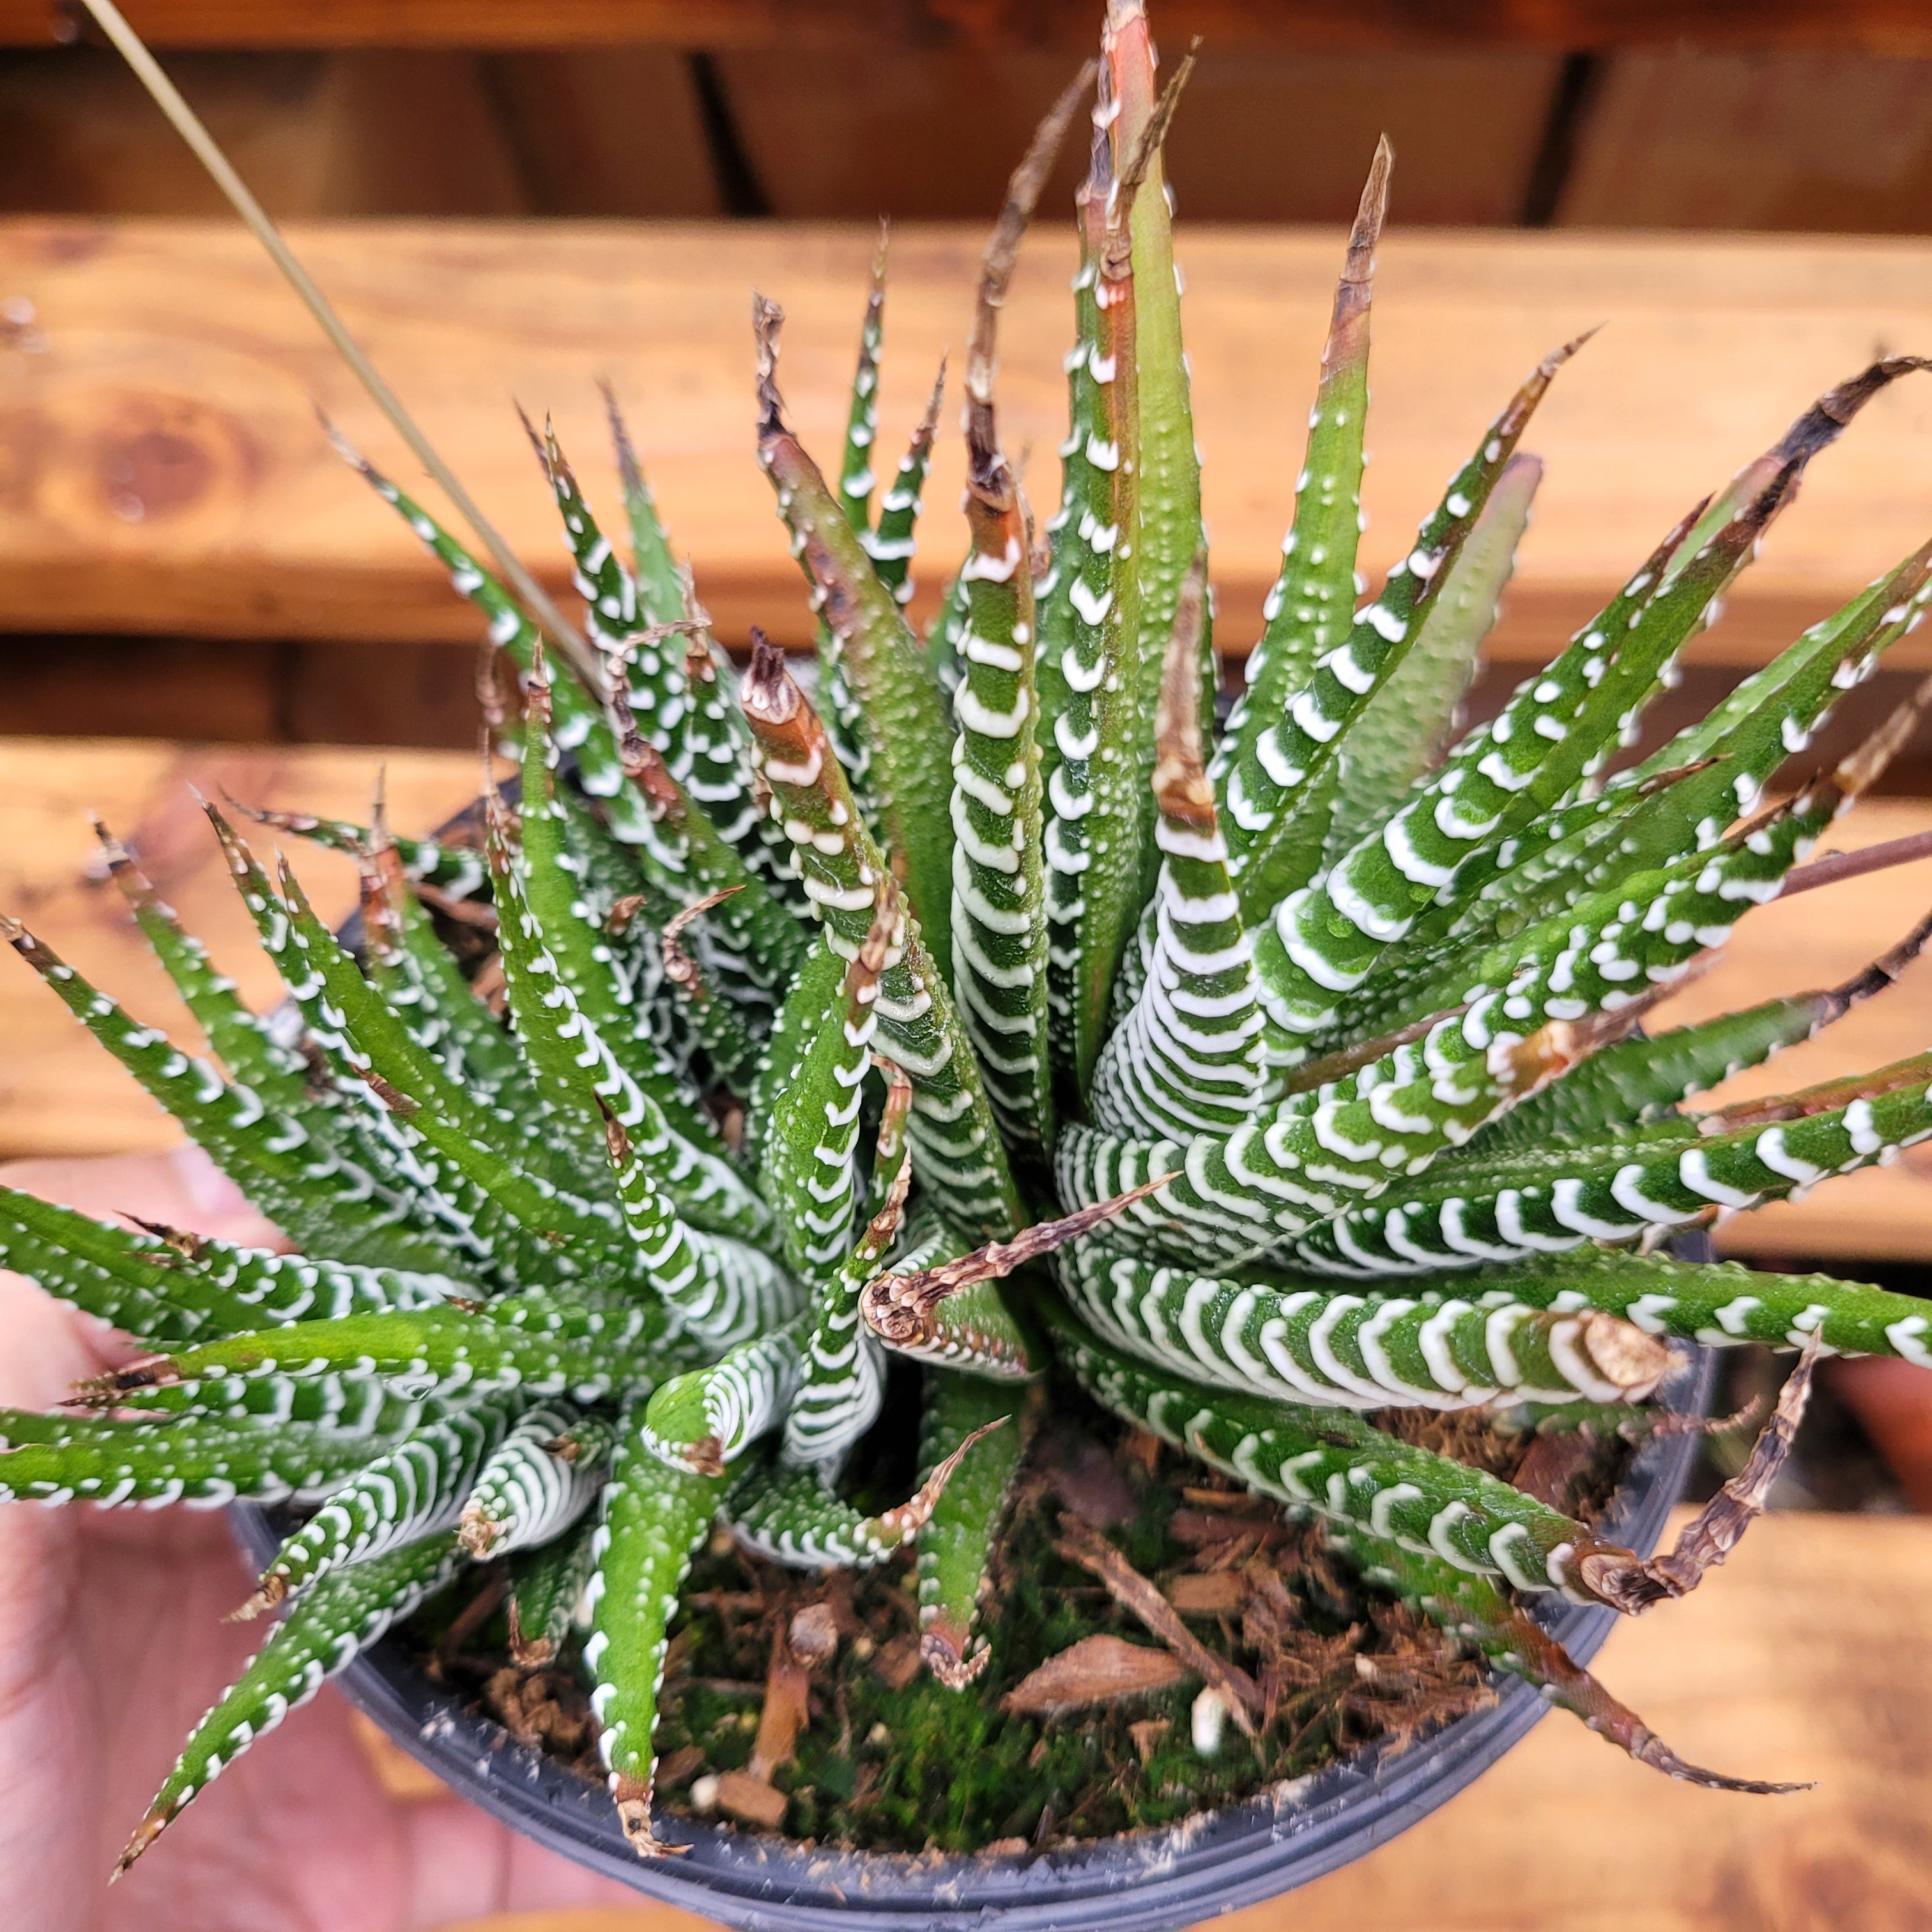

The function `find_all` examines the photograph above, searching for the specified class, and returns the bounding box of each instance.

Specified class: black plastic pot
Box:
[231,1337,1714,1932]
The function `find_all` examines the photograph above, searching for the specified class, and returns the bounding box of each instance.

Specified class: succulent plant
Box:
[12,0,1932,1881]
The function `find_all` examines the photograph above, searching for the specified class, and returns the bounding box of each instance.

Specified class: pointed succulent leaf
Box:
[238,1397,516,1616]
[1294,1048,1932,1275]
[721,1418,1002,1571]
[1225,337,1588,931]
[1324,452,1540,861]
[754,297,958,974]
[586,1420,722,1859]
[1052,1239,1669,1411]
[863,357,945,606]
[740,642,1023,1239]
[0,1400,425,1509]
[1091,562,1266,1139]
[117,1529,469,1876]
[946,79,1086,1153]
[916,1368,1031,1688]
[1218,139,1388,815]
[1462,907,1932,1155]
[459,1400,615,1558]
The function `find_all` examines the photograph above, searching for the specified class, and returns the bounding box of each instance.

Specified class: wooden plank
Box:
[473,50,722,217]
[0,633,287,740]
[4,220,1932,670]
[403,1511,1932,1932]
[719,47,1559,225]
[0,735,480,1158]
[0,48,532,218]
[0,633,535,748]
[6,0,1932,54]
[1560,50,1932,233]
[5,739,1932,1257]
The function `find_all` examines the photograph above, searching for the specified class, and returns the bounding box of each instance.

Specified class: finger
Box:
[401,1793,668,1929]
[0,1264,125,1402]
[0,1145,285,1249]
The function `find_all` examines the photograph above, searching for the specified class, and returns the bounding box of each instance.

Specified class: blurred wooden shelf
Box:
[6,0,1931,53]
[3,220,1932,670]
[3,735,1931,1264]
[0,736,479,1159]
[372,1510,1932,1932]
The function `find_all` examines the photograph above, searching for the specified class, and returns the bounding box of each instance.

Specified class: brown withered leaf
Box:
[656,1744,705,1791]
[1001,1635,1188,1715]
[747,1591,838,1784]
[1510,1429,1600,1511]
[1165,1507,1289,1551]
[1177,1484,1268,1513]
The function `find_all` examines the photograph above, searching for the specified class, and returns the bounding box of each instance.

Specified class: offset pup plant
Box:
[10,0,1932,1885]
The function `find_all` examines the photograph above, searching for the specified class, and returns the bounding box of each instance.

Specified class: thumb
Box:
[0,1145,286,1251]
[399,1793,668,1930]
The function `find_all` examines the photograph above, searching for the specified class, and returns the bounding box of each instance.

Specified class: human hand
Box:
[0,1146,647,1932]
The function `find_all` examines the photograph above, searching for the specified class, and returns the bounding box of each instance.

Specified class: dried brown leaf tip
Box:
[1324,131,1390,370]
[662,884,743,997]
[609,685,685,824]
[862,1172,1173,1347]
[1151,554,1213,828]
[964,59,1095,484]
[615,1774,688,1859]
[121,1215,210,1264]
[751,291,786,443]
[740,628,806,733]
[1576,1335,1821,1613]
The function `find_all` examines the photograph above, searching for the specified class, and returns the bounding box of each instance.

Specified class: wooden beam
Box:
[0,737,481,1160]
[1557,49,1932,234]
[4,220,1932,668]
[714,47,1563,225]
[6,0,1932,55]
[6,739,1932,1262]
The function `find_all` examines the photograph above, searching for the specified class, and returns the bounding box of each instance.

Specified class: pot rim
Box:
[231,1342,1714,1932]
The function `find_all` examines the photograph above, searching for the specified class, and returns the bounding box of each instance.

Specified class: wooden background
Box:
[1,6,1931,1928]
[3,2,1932,751]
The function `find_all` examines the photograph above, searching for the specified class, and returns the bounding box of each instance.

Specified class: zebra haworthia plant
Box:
[12,0,1932,1880]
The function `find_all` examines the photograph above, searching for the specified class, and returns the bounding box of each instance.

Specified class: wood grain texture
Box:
[0,48,532,218]
[4,221,1932,668]
[4,739,1931,1247]
[401,1511,1932,1932]
[719,47,1560,224]
[6,0,1932,54]
[1560,51,1932,233]
[0,735,480,1158]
